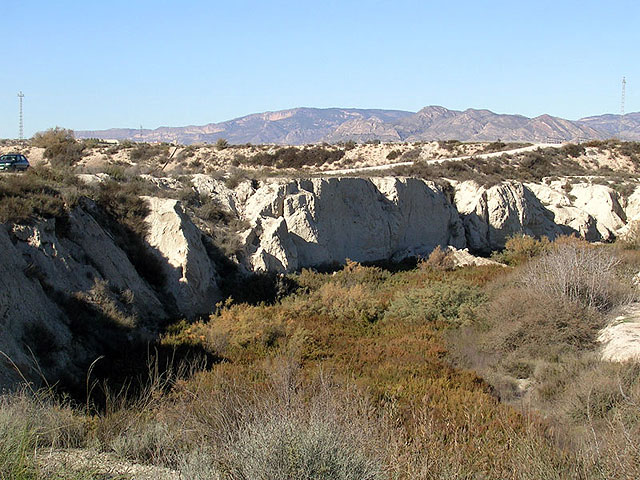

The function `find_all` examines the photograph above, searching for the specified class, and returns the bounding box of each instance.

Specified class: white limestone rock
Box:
[454,180,564,252]
[239,177,466,272]
[526,182,601,241]
[570,183,626,240]
[444,246,505,268]
[144,197,221,317]
[0,225,73,389]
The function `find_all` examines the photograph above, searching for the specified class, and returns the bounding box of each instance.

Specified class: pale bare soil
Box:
[599,303,640,362]
[39,448,179,480]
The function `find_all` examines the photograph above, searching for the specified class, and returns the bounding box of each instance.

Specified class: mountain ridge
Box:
[75,106,640,145]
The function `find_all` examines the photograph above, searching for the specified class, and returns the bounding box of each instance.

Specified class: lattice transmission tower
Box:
[17,91,24,140]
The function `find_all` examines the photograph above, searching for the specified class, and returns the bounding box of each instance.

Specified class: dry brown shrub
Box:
[422,245,455,271]
[520,241,632,311]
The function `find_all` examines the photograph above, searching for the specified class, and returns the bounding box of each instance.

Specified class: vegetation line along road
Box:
[322,143,565,175]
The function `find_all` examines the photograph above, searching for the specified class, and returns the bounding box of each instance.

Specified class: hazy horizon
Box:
[2,0,638,137]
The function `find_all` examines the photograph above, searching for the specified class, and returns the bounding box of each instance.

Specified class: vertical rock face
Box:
[228,177,639,268]
[239,177,466,272]
[0,225,72,389]
[143,197,221,318]
[569,184,626,240]
[525,183,601,241]
[0,196,223,391]
[454,181,565,252]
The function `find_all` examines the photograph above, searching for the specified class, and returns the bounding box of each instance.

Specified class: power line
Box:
[618,77,626,140]
[17,91,24,140]
[621,76,626,117]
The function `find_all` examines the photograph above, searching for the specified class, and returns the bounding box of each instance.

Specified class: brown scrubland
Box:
[2,133,640,479]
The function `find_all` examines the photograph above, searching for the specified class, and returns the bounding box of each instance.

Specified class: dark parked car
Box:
[0,153,30,172]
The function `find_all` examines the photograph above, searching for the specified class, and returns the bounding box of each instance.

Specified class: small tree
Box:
[215,138,229,150]
[31,127,84,167]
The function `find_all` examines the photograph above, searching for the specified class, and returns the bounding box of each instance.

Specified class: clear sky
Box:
[2,0,638,138]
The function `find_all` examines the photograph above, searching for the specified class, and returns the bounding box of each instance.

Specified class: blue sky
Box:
[2,0,638,138]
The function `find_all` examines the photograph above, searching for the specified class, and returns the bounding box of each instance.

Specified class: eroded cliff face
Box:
[2,174,640,390]
[237,177,466,272]
[0,197,221,391]
[144,197,221,318]
[194,176,639,271]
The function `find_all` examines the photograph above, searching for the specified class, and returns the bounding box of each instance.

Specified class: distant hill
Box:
[577,112,640,140]
[76,106,640,145]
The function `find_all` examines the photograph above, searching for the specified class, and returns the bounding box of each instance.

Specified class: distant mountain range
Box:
[75,106,640,145]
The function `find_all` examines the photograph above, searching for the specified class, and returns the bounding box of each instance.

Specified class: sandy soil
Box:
[39,448,179,480]
[599,303,640,362]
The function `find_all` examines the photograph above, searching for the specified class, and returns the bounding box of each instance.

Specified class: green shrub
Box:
[384,281,485,327]
[246,147,345,168]
[0,169,69,223]
[492,234,551,266]
[439,140,462,152]
[129,143,169,163]
[102,165,126,181]
[216,138,229,150]
[400,147,421,161]
[343,140,357,151]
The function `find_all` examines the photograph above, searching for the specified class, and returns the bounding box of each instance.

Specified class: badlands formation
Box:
[2,140,640,388]
[203,175,634,271]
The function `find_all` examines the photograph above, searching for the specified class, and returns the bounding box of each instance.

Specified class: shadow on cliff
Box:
[457,203,582,257]
[202,234,299,305]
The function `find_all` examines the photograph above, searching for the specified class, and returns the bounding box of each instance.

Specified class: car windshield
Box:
[0,156,17,163]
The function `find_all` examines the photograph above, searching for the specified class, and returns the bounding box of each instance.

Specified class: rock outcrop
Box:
[599,304,640,363]
[0,197,221,391]
[185,176,640,272]
[236,177,465,272]
[144,197,221,318]
[454,181,565,253]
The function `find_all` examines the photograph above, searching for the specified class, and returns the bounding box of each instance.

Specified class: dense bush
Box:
[492,234,552,266]
[386,149,401,161]
[438,140,462,152]
[242,147,345,168]
[394,146,592,185]
[0,166,83,223]
[216,138,229,150]
[31,127,85,167]
[129,143,169,163]
[399,147,422,161]
[384,281,485,326]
